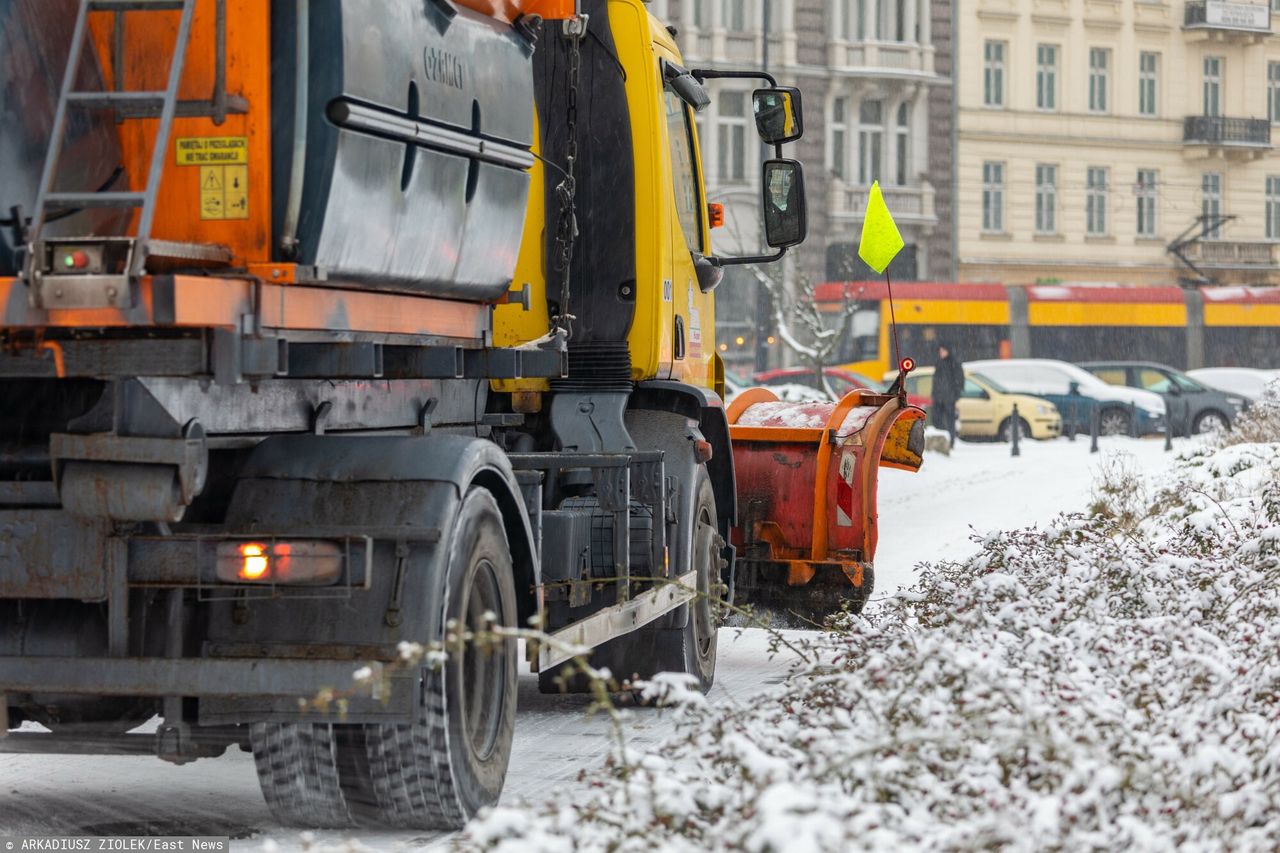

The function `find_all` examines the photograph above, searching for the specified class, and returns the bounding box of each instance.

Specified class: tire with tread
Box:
[652,468,720,692]
[250,722,357,829]
[361,487,518,829]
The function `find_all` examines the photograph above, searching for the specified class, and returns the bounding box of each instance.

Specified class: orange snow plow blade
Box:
[727,388,925,624]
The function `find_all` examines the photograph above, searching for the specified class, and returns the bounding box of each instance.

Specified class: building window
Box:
[982,161,1004,232]
[1202,172,1222,238]
[717,91,747,183]
[876,0,890,39]
[721,0,750,32]
[1136,169,1157,238]
[858,100,883,185]
[1138,52,1159,117]
[1035,164,1057,233]
[1036,44,1057,111]
[1088,48,1109,113]
[1267,176,1280,240]
[842,0,866,39]
[1203,57,1222,117]
[692,0,707,27]
[1269,62,1280,123]
[1086,167,1108,236]
[984,41,1005,108]
[831,97,848,179]
[895,103,910,186]
[894,0,907,41]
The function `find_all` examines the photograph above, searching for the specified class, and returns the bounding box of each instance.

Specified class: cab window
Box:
[663,89,704,254]
[961,378,987,398]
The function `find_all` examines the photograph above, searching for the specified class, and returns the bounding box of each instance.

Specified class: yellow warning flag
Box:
[857,181,905,274]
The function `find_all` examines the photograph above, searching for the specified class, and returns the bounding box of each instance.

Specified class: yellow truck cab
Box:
[494,0,806,395]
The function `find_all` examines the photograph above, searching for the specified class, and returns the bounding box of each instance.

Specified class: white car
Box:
[967,359,1166,436]
[1186,368,1280,404]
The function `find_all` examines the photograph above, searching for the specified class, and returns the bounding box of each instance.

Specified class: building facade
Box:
[958,0,1280,287]
[651,0,955,371]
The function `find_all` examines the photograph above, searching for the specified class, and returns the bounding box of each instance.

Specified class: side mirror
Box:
[1068,381,1080,396]
[762,159,807,249]
[1168,383,1183,396]
[752,87,804,145]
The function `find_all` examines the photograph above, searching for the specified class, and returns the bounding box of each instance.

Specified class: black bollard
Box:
[1183,398,1193,438]
[1164,413,1173,451]
[1090,404,1100,454]
[1067,400,1077,442]
[1128,402,1139,439]
[1011,404,1021,457]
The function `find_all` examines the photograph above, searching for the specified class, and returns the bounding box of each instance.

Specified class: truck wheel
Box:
[363,487,518,829]
[653,467,720,692]
[250,722,359,828]
[537,467,721,696]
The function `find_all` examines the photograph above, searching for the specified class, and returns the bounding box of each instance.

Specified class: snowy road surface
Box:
[0,435,1189,849]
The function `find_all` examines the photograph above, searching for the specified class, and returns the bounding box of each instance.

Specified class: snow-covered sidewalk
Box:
[875,435,1183,593]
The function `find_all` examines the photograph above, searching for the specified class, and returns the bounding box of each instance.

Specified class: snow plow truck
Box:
[0,0,924,829]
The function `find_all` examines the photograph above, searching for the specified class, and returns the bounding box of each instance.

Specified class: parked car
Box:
[1081,361,1246,434]
[1186,367,1280,405]
[754,367,930,408]
[967,358,1166,436]
[883,366,1062,441]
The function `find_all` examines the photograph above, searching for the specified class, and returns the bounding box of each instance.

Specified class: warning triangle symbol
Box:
[203,170,222,190]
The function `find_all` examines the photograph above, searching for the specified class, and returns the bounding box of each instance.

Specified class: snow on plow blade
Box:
[727,388,925,624]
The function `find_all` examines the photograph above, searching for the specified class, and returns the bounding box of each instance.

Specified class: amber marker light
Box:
[215,540,344,585]
[239,543,270,580]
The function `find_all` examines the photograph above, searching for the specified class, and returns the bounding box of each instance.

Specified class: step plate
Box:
[34,274,135,309]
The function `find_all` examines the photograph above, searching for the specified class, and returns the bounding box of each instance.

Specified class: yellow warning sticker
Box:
[198,165,248,220]
[224,165,249,219]
[176,136,248,166]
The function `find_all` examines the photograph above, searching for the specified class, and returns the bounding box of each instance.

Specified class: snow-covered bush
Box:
[464,440,1280,852]
[1224,380,1280,447]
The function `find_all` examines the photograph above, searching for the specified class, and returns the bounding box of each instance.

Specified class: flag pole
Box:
[885,269,902,375]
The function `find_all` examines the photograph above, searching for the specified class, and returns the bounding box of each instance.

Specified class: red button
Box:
[71,250,90,269]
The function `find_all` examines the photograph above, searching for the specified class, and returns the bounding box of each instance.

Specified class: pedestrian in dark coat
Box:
[932,343,965,449]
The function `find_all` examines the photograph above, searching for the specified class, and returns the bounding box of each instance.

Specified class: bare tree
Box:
[718,205,872,399]
[743,260,868,399]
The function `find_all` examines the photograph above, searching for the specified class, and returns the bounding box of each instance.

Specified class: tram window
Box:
[1205,328,1280,369]
[1030,326,1185,368]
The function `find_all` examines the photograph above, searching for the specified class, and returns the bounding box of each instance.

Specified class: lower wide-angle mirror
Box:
[762,159,807,249]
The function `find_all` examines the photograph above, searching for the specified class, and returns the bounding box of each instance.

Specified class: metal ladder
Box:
[26,0,202,296]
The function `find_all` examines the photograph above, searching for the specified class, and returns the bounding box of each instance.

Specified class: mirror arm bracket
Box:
[690,68,780,87]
